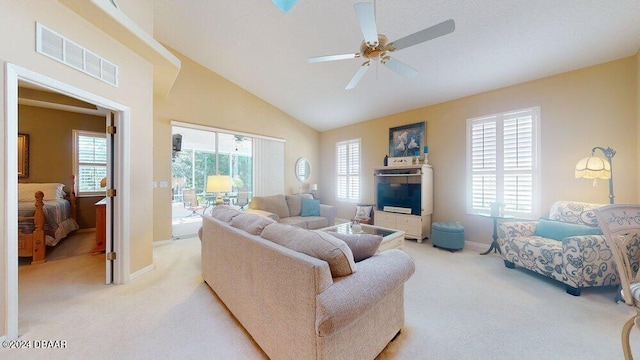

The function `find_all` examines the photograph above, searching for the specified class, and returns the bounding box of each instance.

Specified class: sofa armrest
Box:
[562,234,619,287]
[498,221,537,243]
[245,208,280,222]
[320,204,336,226]
[315,249,415,336]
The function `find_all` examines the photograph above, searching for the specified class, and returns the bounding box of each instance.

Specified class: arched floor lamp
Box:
[575,146,616,204]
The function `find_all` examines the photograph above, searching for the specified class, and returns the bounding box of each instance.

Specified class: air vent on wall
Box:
[36,23,119,87]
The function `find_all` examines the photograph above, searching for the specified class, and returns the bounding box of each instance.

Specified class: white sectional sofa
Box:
[247,193,335,229]
[200,206,415,360]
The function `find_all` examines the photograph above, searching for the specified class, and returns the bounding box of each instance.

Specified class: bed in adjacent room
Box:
[17,177,79,264]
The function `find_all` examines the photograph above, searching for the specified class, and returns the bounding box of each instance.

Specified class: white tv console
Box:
[373,165,433,243]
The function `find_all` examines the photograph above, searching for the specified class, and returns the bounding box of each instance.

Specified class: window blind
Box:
[253,138,285,196]
[467,108,539,217]
[336,139,360,202]
[74,130,107,195]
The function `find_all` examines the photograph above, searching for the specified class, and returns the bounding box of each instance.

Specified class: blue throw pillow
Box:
[533,218,603,241]
[300,198,321,217]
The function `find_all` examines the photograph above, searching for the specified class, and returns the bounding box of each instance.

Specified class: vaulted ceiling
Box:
[153,0,640,132]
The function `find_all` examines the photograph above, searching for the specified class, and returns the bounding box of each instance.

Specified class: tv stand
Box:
[373,165,433,242]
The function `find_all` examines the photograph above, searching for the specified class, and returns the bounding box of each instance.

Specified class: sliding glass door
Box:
[171,126,253,238]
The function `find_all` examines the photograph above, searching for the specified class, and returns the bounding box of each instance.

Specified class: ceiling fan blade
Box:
[388,19,455,51]
[382,57,418,78]
[354,2,379,47]
[308,53,360,63]
[345,62,371,90]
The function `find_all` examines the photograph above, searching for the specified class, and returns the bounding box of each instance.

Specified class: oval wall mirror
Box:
[295,157,311,182]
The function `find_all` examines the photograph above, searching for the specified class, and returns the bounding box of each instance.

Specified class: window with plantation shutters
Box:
[466,107,539,218]
[73,130,107,196]
[336,139,360,202]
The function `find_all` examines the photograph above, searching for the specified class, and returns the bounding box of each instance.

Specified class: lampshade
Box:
[574,156,611,179]
[206,175,232,193]
[310,183,318,191]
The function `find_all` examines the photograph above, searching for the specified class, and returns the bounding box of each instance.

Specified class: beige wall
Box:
[1,0,155,336]
[153,51,320,241]
[320,56,638,245]
[18,104,105,228]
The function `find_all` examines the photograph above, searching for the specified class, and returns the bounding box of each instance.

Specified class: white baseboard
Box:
[129,263,155,281]
[153,239,173,246]
[464,240,492,252]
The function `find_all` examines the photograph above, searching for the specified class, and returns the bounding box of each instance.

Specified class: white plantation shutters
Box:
[74,130,107,196]
[467,107,539,217]
[337,139,360,202]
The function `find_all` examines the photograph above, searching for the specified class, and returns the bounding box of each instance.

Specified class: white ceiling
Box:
[153,0,640,132]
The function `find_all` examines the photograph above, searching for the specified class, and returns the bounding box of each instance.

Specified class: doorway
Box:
[4,63,131,339]
[171,124,254,239]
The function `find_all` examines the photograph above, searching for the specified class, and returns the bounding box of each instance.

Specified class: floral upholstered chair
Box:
[497,201,628,296]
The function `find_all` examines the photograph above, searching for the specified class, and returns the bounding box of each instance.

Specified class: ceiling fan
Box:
[308,2,455,90]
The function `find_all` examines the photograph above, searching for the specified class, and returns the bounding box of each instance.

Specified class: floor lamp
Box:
[574,146,616,204]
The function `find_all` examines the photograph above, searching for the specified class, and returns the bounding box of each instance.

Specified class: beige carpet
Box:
[3,237,639,359]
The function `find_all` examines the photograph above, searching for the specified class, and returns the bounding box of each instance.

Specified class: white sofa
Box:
[200,206,415,360]
[247,193,335,229]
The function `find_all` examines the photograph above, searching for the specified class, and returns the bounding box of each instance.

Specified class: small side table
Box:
[478,213,514,255]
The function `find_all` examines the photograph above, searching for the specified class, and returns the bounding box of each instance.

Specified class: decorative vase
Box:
[384,155,388,166]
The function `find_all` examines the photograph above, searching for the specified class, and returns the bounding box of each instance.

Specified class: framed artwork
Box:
[18,133,29,178]
[389,122,425,157]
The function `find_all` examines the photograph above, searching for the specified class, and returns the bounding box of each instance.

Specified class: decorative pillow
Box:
[261,223,356,277]
[286,193,313,217]
[354,205,373,219]
[230,213,275,235]
[326,231,382,262]
[250,195,290,219]
[534,218,603,241]
[18,183,65,201]
[211,205,243,223]
[301,198,321,217]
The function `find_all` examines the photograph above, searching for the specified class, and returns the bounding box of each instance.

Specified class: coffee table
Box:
[320,222,405,253]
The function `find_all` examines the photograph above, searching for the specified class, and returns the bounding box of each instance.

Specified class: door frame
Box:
[3,63,131,339]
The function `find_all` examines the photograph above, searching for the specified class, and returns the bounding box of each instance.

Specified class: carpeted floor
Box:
[3,237,639,359]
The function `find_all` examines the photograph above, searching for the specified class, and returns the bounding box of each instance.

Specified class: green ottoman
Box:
[431,222,465,251]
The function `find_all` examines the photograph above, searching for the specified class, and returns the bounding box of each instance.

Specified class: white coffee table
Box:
[320,222,405,253]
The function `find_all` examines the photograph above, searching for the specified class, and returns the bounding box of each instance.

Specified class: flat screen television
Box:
[376,182,421,215]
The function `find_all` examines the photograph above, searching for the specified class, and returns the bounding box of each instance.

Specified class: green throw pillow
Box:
[300,198,321,217]
[533,218,603,241]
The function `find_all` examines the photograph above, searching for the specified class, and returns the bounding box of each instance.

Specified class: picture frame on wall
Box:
[18,133,29,178]
[389,122,425,157]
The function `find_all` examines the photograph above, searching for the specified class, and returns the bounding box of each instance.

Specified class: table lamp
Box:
[310,183,318,199]
[206,175,232,205]
[575,146,616,204]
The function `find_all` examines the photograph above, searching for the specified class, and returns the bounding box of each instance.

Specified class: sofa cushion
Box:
[211,205,243,223]
[231,213,275,235]
[251,195,290,219]
[326,231,382,262]
[261,223,356,277]
[534,218,603,241]
[286,194,313,217]
[301,198,321,217]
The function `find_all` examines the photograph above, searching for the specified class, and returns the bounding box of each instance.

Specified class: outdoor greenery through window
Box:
[466,107,540,218]
[171,127,253,206]
[73,130,107,196]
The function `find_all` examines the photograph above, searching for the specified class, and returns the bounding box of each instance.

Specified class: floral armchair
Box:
[497,201,626,296]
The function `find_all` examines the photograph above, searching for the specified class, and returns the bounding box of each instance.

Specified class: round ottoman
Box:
[431,222,465,251]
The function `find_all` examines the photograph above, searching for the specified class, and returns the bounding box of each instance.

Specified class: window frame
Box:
[466,107,541,218]
[73,129,107,197]
[336,138,361,203]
